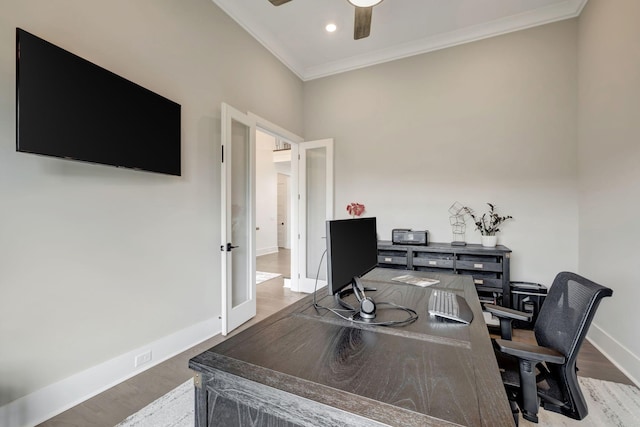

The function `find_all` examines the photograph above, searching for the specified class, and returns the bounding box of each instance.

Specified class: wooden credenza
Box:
[378,241,512,307]
[189,268,514,426]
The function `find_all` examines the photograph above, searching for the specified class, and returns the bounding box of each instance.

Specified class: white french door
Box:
[291,139,334,293]
[220,103,256,335]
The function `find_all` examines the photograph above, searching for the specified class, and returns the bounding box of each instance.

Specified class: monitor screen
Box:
[16,28,181,176]
[326,217,378,295]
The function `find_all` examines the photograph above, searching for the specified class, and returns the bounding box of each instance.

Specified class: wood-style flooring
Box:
[39,251,634,426]
[39,249,299,427]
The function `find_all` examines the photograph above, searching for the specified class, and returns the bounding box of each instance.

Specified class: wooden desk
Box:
[189,269,514,426]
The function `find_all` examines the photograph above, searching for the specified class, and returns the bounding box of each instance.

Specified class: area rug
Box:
[116,377,639,427]
[521,377,640,426]
[115,380,192,427]
[256,270,281,285]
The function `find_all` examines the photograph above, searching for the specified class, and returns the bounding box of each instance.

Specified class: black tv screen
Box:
[16,28,181,176]
[326,217,378,295]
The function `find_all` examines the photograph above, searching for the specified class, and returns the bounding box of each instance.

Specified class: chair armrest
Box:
[495,339,566,364]
[484,304,533,322]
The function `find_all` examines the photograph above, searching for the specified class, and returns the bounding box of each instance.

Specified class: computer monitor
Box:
[326,217,378,295]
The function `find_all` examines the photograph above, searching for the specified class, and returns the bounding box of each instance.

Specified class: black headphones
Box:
[353,278,376,319]
[316,249,417,327]
[328,280,417,326]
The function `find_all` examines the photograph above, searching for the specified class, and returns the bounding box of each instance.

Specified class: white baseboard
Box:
[256,246,279,257]
[587,322,640,388]
[298,278,326,294]
[0,317,222,427]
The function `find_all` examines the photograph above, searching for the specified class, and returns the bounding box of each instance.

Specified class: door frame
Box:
[294,138,335,294]
[248,113,304,291]
[238,113,334,296]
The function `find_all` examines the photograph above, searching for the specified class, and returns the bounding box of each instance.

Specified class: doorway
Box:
[255,129,291,287]
[253,133,334,294]
[221,105,334,335]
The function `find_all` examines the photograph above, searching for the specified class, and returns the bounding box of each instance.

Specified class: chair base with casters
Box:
[485,272,613,425]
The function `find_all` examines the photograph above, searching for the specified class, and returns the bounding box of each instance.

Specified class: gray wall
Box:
[304,20,580,288]
[0,0,303,407]
[577,0,640,383]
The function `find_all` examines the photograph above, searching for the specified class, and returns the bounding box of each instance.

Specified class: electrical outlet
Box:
[134,350,152,368]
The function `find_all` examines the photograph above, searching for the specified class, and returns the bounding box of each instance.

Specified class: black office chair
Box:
[484,272,613,424]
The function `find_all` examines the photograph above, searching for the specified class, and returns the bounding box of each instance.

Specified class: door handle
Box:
[226,243,239,252]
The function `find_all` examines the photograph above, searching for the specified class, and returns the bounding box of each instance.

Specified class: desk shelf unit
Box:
[378,241,512,307]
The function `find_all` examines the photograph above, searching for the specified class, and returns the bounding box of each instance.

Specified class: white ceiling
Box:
[212,0,587,81]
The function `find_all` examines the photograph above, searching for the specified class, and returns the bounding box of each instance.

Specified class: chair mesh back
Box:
[534,272,613,358]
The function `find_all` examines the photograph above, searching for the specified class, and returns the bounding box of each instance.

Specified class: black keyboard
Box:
[428,290,474,324]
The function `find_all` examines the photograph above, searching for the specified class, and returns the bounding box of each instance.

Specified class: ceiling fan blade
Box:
[354,7,373,40]
[269,0,292,5]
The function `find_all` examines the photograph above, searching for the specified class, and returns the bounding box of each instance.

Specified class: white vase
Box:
[481,235,497,247]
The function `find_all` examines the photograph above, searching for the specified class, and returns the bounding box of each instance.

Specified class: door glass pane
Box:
[231,118,250,308]
[306,147,327,281]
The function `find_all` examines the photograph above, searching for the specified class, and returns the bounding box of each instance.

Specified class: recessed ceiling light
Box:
[326,23,337,33]
[348,0,383,7]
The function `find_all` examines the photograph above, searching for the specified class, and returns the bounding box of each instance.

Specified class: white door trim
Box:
[295,138,334,294]
[244,113,334,294]
[248,113,304,291]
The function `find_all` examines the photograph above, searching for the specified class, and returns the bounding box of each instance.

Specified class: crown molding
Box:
[303,0,588,80]
[213,0,588,82]
[211,0,305,80]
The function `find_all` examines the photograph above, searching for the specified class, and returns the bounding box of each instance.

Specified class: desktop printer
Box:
[392,229,429,245]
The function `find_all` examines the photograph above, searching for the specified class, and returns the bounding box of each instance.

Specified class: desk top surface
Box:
[190,269,513,427]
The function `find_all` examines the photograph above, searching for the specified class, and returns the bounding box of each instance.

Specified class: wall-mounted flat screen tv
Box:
[16,28,181,176]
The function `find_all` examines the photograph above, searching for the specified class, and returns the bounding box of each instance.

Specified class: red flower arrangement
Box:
[346,202,365,218]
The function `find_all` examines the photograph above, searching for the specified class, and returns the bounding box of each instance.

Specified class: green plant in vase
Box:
[462,203,513,247]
